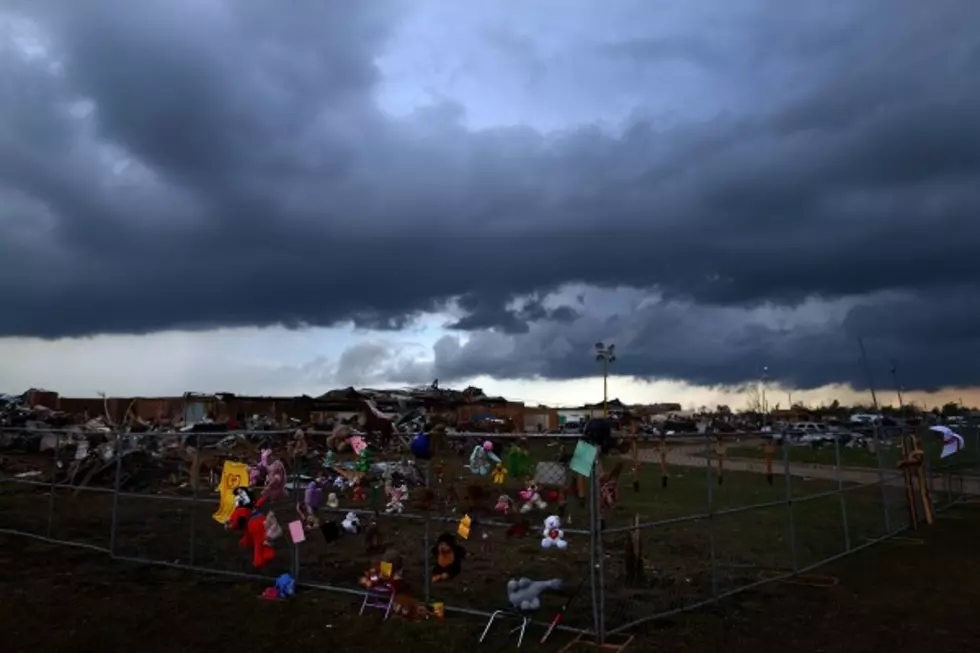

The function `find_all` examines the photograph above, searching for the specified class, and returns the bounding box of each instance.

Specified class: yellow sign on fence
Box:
[212,461,250,524]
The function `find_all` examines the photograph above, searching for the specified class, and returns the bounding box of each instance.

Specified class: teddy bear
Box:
[541,515,567,550]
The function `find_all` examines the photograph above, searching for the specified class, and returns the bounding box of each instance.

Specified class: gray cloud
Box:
[1,0,980,391]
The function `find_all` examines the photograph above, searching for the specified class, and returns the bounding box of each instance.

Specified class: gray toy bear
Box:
[506,577,563,611]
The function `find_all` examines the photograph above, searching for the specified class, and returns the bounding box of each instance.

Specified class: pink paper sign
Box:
[350,436,367,455]
[288,520,306,544]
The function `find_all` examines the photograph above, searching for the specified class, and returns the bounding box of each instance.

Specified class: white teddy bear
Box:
[341,511,361,534]
[541,515,567,550]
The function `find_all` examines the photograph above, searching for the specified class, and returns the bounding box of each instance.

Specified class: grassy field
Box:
[726,438,980,475]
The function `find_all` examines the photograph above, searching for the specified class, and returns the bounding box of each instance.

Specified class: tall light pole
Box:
[761,366,769,425]
[595,342,616,418]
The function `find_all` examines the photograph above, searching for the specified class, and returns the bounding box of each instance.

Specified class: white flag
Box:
[929,425,965,459]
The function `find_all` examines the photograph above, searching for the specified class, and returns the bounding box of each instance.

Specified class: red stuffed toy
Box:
[227,489,282,569]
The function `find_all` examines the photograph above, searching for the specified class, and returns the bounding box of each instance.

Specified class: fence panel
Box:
[2,424,978,642]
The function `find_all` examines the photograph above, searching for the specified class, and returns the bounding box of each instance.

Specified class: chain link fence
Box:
[0,425,977,643]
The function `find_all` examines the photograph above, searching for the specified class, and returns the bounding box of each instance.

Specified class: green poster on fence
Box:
[569,440,598,477]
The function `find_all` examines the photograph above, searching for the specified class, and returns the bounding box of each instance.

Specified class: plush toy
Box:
[322,450,336,468]
[519,482,548,514]
[469,441,500,477]
[304,476,326,511]
[355,447,373,475]
[261,573,296,600]
[507,443,531,479]
[342,511,361,534]
[260,449,287,502]
[494,494,513,515]
[226,493,281,569]
[507,577,563,611]
[491,464,508,484]
[541,515,567,550]
[600,462,623,509]
[332,475,347,490]
[410,432,431,460]
[326,492,339,509]
[431,533,465,582]
[385,483,408,515]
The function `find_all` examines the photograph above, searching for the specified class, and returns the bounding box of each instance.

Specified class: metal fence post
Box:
[47,433,58,538]
[832,435,851,552]
[704,432,718,597]
[596,453,607,645]
[782,440,798,572]
[871,427,892,534]
[109,426,125,558]
[188,432,200,566]
[291,448,300,581]
[423,460,431,605]
[588,458,601,641]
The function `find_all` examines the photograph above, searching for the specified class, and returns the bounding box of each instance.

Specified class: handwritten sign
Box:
[212,460,250,524]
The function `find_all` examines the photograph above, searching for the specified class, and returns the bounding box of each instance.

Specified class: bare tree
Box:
[744,384,763,412]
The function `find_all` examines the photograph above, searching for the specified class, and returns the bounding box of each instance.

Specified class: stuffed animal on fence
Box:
[541,515,567,550]
[226,493,280,569]
[260,450,287,502]
[469,441,500,477]
[519,482,548,513]
[506,577,563,611]
[342,511,361,534]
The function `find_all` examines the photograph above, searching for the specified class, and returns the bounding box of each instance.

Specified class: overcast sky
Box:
[2,0,979,409]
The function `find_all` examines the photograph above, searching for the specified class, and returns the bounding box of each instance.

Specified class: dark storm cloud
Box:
[2,0,980,391]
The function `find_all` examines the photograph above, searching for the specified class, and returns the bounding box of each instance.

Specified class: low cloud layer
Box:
[2,0,979,391]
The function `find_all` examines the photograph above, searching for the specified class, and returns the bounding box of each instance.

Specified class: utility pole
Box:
[595,342,616,418]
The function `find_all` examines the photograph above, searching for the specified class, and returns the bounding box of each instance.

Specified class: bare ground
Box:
[3,499,980,653]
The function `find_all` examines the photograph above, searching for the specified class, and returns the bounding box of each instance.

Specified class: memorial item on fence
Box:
[930,425,965,459]
[326,492,339,508]
[541,515,567,550]
[507,577,563,611]
[212,460,250,524]
[341,511,361,534]
[410,431,432,460]
[569,440,598,477]
[507,443,531,478]
[385,482,408,515]
[469,440,500,476]
[599,462,623,509]
[494,494,514,515]
[260,573,296,601]
[254,449,287,502]
[431,533,465,582]
[288,520,306,544]
[519,481,548,513]
[491,463,508,484]
[225,492,281,569]
[457,514,472,540]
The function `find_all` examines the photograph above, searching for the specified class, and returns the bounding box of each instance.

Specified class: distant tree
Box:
[829,399,840,411]
[716,404,731,414]
[941,402,961,417]
[744,385,763,413]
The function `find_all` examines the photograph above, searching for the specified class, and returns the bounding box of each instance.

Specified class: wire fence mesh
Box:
[0,425,977,643]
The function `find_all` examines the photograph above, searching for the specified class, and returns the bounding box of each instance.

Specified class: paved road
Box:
[628,442,980,496]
